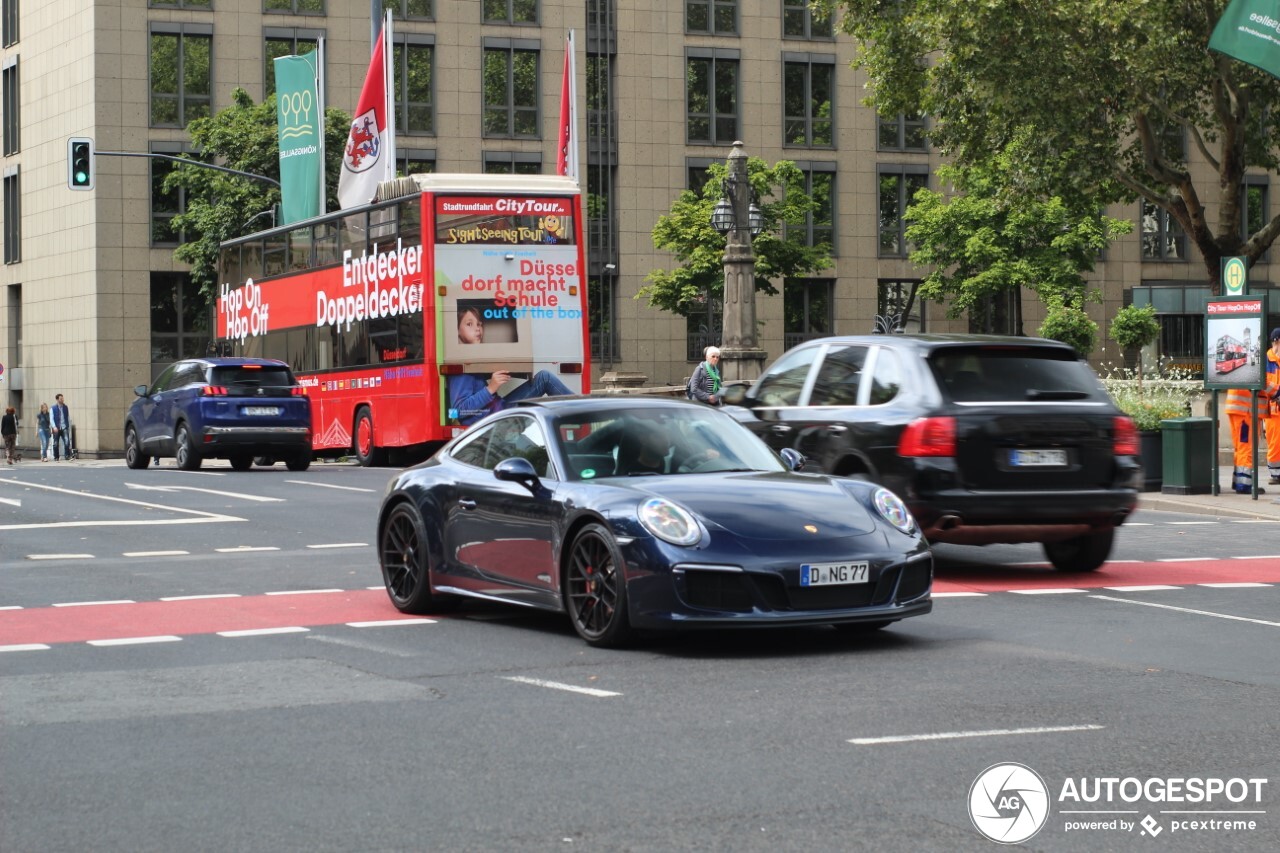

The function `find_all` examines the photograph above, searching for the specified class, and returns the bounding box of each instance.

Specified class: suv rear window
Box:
[929,346,1103,403]
[210,365,295,388]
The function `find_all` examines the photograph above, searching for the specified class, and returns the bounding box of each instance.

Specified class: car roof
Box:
[182,357,291,368]
[791,333,1079,353]
[511,395,708,417]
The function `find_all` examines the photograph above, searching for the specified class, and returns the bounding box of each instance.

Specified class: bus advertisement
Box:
[216,174,590,465]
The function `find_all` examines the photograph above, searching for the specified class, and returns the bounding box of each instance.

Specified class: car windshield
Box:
[928,346,1104,403]
[210,365,294,388]
[554,407,786,480]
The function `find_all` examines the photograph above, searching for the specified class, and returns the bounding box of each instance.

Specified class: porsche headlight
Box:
[873,487,916,535]
[638,498,701,546]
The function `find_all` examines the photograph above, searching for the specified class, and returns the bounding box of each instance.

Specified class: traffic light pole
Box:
[66,137,281,192]
[94,151,281,189]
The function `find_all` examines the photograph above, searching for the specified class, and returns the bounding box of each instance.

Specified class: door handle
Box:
[770,424,792,435]
[826,424,848,434]
[458,499,477,510]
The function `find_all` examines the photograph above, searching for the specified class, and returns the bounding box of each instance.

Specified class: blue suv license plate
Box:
[242,406,281,416]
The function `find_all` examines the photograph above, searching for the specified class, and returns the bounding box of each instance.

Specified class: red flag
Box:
[338,28,392,209]
[557,45,572,177]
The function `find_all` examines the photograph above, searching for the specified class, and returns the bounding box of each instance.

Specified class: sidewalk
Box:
[1138,466,1280,520]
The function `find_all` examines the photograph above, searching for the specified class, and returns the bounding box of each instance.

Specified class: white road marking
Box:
[1157,557,1211,562]
[286,480,376,493]
[124,550,190,557]
[1231,554,1280,560]
[0,496,20,507]
[848,724,1104,746]
[347,619,437,627]
[87,636,182,647]
[1090,595,1280,627]
[265,588,343,596]
[0,644,49,652]
[160,593,242,602]
[217,627,310,637]
[1009,588,1085,595]
[125,482,284,502]
[1104,585,1181,592]
[501,676,622,698]
[0,605,22,610]
[1229,519,1280,524]
[52,599,135,607]
[1198,582,1273,588]
[307,543,369,549]
[1168,521,1218,526]
[26,554,95,560]
[214,546,280,553]
[0,479,243,530]
[932,591,987,598]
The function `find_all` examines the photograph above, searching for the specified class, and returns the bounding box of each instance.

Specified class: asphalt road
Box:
[2,460,1278,852]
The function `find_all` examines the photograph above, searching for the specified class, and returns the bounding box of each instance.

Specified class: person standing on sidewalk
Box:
[2,406,17,464]
[50,393,70,461]
[1225,388,1268,494]
[1266,328,1280,485]
[36,402,52,461]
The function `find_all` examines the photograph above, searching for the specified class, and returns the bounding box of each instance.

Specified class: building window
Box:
[786,163,835,254]
[589,274,619,362]
[878,113,927,152]
[686,0,736,35]
[482,42,539,138]
[784,278,833,349]
[686,294,723,361]
[483,151,540,173]
[2,0,18,47]
[586,54,615,144]
[686,51,739,145]
[2,58,17,156]
[782,0,832,39]
[150,0,211,7]
[397,148,435,176]
[265,30,321,98]
[783,55,834,147]
[151,146,193,247]
[483,0,537,25]
[587,165,616,257]
[393,36,434,135]
[382,0,433,19]
[879,166,928,257]
[878,280,926,333]
[150,26,213,128]
[151,272,212,374]
[1140,200,1186,261]
[264,0,324,14]
[3,168,18,264]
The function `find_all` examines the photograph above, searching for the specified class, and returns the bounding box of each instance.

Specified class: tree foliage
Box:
[827,0,1280,293]
[1038,304,1099,357]
[641,159,834,317]
[1109,303,1162,385]
[905,134,1132,329]
[167,88,352,300]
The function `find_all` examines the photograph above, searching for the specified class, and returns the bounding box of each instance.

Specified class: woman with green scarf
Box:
[689,345,723,406]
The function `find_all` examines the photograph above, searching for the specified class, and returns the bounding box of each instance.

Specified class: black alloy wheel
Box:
[564,523,631,647]
[124,425,150,470]
[175,423,201,471]
[379,502,456,614]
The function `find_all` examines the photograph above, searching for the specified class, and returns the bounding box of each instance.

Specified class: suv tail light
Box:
[898,416,956,457]
[291,386,308,396]
[201,385,228,396]
[1113,415,1139,456]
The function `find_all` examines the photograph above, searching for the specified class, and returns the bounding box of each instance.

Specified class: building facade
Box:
[0,1,1273,455]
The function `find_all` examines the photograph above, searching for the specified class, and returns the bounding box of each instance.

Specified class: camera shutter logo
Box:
[968,762,1050,844]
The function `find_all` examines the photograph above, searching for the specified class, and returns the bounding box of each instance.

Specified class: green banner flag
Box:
[1209,0,1280,80]
[275,52,322,225]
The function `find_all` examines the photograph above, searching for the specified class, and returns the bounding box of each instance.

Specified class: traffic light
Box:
[68,137,94,190]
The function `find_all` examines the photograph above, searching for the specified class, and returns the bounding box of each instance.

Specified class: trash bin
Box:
[1161,417,1213,495]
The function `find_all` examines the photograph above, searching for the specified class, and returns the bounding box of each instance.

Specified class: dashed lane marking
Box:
[218,627,310,637]
[286,480,376,493]
[0,644,50,652]
[52,599,136,607]
[501,676,622,698]
[26,554,94,561]
[124,550,190,558]
[1090,595,1280,628]
[86,635,182,647]
[0,479,243,530]
[306,543,368,549]
[849,724,1105,746]
[215,546,280,553]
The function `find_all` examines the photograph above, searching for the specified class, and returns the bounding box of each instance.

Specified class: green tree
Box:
[828,0,1280,293]
[641,159,834,317]
[1039,304,1099,358]
[1109,303,1162,389]
[905,138,1132,334]
[166,88,352,300]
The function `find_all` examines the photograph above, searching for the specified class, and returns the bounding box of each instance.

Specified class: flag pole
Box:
[317,38,327,215]
[384,9,396,180]
[568,29,578,183]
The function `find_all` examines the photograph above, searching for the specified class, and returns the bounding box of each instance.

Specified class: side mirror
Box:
[494,456,540,487]
[720,384,748,406]
[780,447,806,472]
[134,384,149,397]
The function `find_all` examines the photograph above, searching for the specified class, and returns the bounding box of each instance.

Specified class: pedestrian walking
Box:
[51,393,70,461]
[2,406,17,464]
[36,402,52,461]
[687,346,724,406]
[1266,329,1280,485]
[1225,388,1268,494]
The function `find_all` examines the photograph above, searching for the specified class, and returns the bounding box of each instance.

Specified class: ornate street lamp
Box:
[708,141,767,382]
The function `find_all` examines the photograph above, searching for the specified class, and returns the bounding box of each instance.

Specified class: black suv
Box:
[125,358,313,471]
[724,335,1142,571]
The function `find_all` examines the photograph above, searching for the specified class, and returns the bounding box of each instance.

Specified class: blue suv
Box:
[125,358,312,471]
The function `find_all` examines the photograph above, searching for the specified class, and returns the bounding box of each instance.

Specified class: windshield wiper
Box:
[1025,389,1090,401]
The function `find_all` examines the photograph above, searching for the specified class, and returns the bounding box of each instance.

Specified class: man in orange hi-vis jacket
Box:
[1225,387,1268,494]
[1265,328,1280,485]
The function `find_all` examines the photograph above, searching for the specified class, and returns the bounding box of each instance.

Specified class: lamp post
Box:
[709,141,766,382]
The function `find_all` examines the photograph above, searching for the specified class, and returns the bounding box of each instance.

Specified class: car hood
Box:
[625,472,880,540]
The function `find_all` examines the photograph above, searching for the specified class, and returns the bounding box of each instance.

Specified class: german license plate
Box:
[243,406,281,416]
[800,561,870,587]
[1010,448,1068,467]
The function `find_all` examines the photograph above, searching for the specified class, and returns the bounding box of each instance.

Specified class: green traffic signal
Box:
[68,138,94,190]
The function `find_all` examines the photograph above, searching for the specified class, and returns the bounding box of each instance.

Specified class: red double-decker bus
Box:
[216,174,590,465]
[1215,334,1248,374]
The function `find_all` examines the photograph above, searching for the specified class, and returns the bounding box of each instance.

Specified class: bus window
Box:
[341,212,366,258]
[369,204,397,242]
[264,230,287,278]
[399,198,422,248]
[241,239,263,282]
[288,225,313,271]
[314,220,340,267]
[219,243,241,290]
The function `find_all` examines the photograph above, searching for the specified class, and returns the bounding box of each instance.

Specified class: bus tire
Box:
[354,407,387,467]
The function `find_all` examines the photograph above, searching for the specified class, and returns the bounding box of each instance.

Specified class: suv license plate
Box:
[1010,448,1068,467]
[243,406,281,416]
[800,561,870,587]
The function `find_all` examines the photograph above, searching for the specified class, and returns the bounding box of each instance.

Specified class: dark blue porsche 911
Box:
[376,397,932,647]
